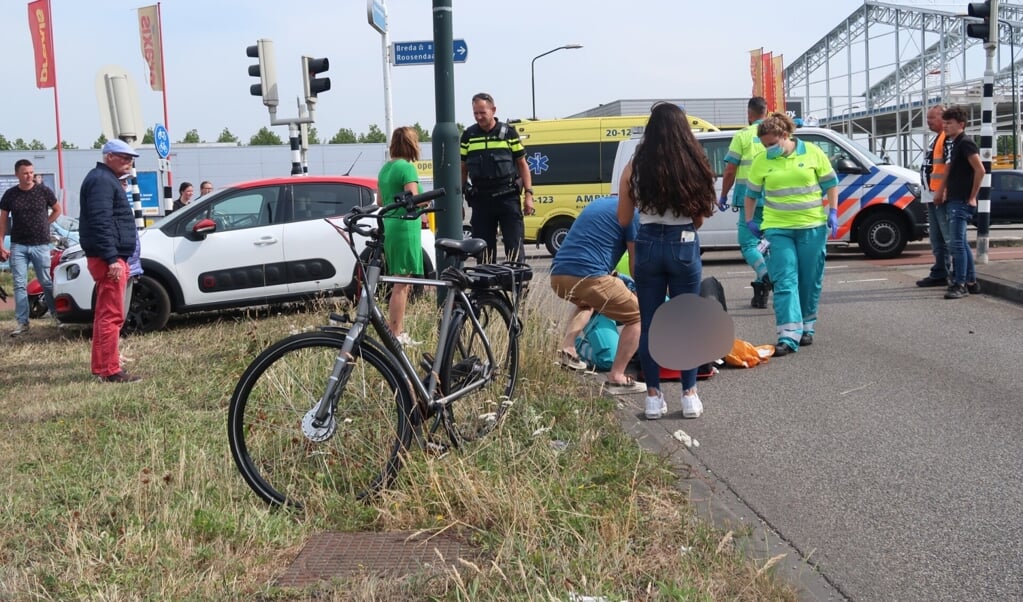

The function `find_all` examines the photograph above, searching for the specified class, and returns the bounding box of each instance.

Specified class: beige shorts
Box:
[550,274,640,325]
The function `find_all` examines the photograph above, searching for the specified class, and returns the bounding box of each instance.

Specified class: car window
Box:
[995,172,1023,191]
[798,134,855,168]
[186,187,281,232]
[290,183,366,222]
[699,137,731,177]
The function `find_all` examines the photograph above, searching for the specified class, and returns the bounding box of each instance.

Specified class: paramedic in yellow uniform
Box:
[745,112,839,356]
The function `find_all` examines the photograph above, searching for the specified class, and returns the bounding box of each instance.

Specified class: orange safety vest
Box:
[929,132,947,192]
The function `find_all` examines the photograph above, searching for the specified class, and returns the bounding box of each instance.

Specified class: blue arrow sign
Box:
[367,0,386,34]
[392,39,468,66]
[153,123,170,158]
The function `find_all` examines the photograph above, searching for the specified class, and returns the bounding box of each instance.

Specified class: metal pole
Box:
[432,0,461,277]
[975,0,999,265]
[529,45,582,121]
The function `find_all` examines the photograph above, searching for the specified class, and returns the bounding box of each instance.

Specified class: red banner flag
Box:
[750,48,764,98]
[772,55,785,114]
[138,4,164,91]
[27,0,55,89]
[762,51,775,111]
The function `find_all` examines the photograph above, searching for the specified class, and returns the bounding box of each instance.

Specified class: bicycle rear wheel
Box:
[439,293,519,443]
[228,331,414,509]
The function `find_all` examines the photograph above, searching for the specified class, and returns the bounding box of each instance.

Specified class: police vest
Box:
[460,121,523,189]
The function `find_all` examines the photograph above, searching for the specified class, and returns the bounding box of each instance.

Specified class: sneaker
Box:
[558,350,588,371]
[99,371,142,383]
[396,332,422,346]
[966,281,981,295]
[682,392,704,418]
[944,284,969,300]
[799,333,814,347]
[605,377,645,395]
[916,276,947,288]
[645,393,667,420]
[9,323,29,337]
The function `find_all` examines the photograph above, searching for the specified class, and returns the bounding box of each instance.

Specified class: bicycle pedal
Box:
[328,312,351,324]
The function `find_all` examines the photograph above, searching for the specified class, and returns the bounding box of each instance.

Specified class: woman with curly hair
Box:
[617,102,716,420]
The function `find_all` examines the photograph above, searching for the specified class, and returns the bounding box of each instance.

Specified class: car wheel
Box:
[123,274,171,334]
[543,217,574,256]
[856,210,908,259]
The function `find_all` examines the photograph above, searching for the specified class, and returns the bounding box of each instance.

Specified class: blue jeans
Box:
[765,226,827,350]
[926,203,951,281]
[10,242,56,325]
[634,223,702,392]
[736,205,768,282]
[945,200,976,285]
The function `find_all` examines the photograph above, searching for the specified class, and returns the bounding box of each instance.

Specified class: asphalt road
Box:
[528,237,1023,602]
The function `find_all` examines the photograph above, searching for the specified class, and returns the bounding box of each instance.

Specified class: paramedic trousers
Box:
[634,223,701,392]
[469,193,525,263]
[736,205,768,282]
[765,225,826,351]
[87,257,128,377]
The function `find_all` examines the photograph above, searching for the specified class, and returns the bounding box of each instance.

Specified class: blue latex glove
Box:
[827,208,839,238]
[717,194,729,212]
[746,220,763,238]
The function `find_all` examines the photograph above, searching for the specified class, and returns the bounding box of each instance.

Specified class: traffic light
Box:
[966,1,995,43]
[302,56,330,102]
[246,39,279,108]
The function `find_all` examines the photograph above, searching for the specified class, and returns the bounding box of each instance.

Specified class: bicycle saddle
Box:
[436,237,487,260]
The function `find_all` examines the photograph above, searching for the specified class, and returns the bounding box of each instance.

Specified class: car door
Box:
[990,171,1023,223]
[283,181,375,294]
[173,185,287,306]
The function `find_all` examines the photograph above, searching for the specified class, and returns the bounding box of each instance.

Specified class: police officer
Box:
[745,113,839,356]
[719,96,771,308]
[461,92,534,263]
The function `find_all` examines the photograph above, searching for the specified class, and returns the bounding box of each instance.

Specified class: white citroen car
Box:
[53,175,437,333]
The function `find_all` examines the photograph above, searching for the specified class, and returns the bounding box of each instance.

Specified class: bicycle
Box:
[227,188,532,509]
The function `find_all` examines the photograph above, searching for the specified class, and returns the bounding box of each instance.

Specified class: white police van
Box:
[610,127,927,259]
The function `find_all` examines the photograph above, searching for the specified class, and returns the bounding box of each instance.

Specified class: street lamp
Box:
[531,44,583,120]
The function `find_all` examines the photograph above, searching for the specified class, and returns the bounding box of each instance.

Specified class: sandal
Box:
[605,376,646,395]
[558,350,588,371]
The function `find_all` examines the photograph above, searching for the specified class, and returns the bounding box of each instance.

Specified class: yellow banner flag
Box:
[137,4,164,91]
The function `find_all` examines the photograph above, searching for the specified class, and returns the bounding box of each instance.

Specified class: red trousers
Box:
[87,257,127,377]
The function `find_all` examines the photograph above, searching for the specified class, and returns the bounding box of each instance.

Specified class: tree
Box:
[142,127,155,144]
[329,128,357,144]
[12,139,31,151]
[28,139,46,150]
[249,127,283,145]
[358,124,386,143]
[0,134,11,151]
[997,134,1016,156]
[216,127,238,143]
[93,133,108,149]
[180,129,201,144]
[305,126,320,145]
[54,140,77,150]
[412,122,431,142]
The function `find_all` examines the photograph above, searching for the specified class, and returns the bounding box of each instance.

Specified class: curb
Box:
[975,272,1023,304]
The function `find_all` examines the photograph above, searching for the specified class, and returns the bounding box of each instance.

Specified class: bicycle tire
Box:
[438,293,520,443]
[228,330,415,509]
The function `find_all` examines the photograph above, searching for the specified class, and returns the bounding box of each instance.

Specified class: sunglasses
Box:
[113,153,136,161]
[472,93,493,103]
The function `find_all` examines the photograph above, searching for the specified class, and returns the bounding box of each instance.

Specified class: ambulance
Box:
[610,126,928,259]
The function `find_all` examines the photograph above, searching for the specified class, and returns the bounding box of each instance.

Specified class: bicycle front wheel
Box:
[439,293,520,442]
[228,331,414,509]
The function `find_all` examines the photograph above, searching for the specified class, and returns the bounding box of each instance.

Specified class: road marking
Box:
[834,278,888,284]
[840,382,875,396]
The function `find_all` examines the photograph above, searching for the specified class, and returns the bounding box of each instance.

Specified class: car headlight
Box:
[60,248,85,263]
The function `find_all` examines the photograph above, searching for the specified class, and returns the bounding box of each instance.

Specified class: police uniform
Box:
[723,120,770,305]
[747,138,838,352]
[461,119,527,262]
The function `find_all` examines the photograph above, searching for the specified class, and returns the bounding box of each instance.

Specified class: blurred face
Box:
[105,152,135,176]
[943,118,965,138]
[182,186,194,202]
[16,164,35,190]
[472,96,496,129]
[926,108,944,133]
[200,183,213,195]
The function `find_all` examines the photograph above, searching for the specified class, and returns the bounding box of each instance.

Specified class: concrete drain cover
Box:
[277,530,483,588]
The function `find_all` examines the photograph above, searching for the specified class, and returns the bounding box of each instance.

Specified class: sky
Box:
[0,0,973,149]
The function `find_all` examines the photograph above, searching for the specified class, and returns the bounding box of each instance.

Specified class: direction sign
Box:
[367,0,386,34]
[153,123,170,158]
[392,39,468,66]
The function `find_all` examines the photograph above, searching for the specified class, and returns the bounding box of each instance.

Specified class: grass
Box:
[0,277,799,601]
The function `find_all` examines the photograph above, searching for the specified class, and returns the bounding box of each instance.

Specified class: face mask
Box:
[765,143,783,159]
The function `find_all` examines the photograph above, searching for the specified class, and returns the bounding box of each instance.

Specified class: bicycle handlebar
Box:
[342,188,446,237]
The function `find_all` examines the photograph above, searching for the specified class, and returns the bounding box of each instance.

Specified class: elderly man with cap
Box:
[79,139,142,383]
